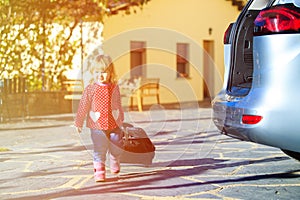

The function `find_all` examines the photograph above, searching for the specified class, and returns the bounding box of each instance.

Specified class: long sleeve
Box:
[74,85,92,128]
[112,84,124,124]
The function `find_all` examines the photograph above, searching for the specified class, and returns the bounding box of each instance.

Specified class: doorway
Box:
[130,41,146,78]
[203,40,215,99]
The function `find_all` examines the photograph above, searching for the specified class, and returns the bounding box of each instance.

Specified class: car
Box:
[212,0,300,161]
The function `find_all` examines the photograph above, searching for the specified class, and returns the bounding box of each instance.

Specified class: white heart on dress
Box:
[112,109,119,120]
[90,111,100,122]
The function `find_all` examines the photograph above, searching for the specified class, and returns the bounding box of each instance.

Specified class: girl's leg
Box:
[109,127,123,174]
[91,129,109,181]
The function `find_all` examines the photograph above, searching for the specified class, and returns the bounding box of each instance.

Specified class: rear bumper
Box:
[212,95,300,153]
[212,98,254,141]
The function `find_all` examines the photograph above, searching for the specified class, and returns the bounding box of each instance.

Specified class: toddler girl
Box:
[75,54,124,182]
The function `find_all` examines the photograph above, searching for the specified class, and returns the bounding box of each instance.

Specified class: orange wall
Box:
[102,0,241,105]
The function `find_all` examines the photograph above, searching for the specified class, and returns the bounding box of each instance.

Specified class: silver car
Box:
[212,0,300,161]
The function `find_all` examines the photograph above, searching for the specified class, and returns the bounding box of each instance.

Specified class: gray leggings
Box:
[90,127,123,163]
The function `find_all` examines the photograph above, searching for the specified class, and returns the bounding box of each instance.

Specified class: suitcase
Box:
[120,124,155,166]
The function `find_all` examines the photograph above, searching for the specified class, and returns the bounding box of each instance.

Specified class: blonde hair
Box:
[89,54,117,84]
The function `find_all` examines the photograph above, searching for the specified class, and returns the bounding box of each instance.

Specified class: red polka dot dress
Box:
[75,83,124,130]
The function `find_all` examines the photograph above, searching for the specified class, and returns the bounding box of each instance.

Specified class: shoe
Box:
[93,161,106,182]
[110,155,120,174]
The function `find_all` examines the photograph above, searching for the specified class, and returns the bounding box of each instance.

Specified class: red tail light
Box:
[254,4,300,36]
[224,23,234,44]
[242,115,263,125]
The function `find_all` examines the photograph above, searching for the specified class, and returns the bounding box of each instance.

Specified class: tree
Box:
[0,0,150,91]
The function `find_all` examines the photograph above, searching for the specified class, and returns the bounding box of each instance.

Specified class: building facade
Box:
[101,0,242,107]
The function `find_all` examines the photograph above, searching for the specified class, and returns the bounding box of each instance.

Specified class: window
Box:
[176,43,189,78]
[130,41,146,78]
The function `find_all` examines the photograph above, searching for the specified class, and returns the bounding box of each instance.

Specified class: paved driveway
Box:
[1,107,300,199]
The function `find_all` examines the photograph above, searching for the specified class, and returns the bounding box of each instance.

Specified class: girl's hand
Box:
[76,127,82,133]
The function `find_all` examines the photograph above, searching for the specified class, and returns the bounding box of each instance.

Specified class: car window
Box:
[249,0,270,10]
[273,0,300,6]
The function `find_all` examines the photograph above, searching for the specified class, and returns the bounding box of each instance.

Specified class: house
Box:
[101,0,244,108]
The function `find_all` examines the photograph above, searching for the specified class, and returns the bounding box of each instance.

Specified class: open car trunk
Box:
[227,8,261,96]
